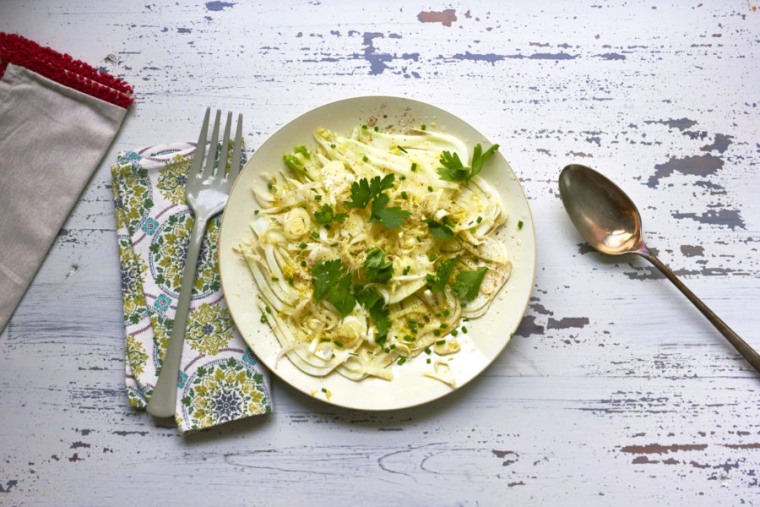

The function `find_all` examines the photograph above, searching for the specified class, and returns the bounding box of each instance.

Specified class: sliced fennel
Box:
[236,124,511,382]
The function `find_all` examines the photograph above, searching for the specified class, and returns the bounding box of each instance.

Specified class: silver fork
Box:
[147,108,244,418]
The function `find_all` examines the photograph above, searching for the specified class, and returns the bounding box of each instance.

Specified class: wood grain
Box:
[1,1,759,505]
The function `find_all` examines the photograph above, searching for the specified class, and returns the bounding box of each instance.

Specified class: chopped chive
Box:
[315,195,322,201]
[397,145,408,154]
[265,306,272,313]
[421,124,427,130]
[433,330,441,337]
[435,339,445,345]
[424,347,431,354]
[442,309,450,317]
[411,163,417,172]
[298,242,307,249]
[300,260,307,267]
[403,266,411,275]
[462,326,468,333]
[401,191,408,200]
[451,329,459,337]
[397,357,406,365]
[476,216,482,224]
[403,335,415,342]
[333,340,344,348]
[254,210,260,215]
[427,186,433,192]
[260,314,268,323]
[330,143,336,149]
[363,155,369,162]
[311,231,319,238]
[518,220,524,230]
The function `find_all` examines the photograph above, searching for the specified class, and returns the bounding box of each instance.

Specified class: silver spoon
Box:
[558,163,760,373]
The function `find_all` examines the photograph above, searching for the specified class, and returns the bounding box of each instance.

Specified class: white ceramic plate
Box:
[219,96,536,410]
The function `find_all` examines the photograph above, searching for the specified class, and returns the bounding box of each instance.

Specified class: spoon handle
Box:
[641,252,760,373]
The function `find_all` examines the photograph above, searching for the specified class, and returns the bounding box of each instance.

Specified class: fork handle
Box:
[146,216,209,418]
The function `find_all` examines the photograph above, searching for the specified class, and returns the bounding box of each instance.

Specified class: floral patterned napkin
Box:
[111,143,271,433]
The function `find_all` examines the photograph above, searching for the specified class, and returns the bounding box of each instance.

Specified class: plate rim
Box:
[218,95,537,411]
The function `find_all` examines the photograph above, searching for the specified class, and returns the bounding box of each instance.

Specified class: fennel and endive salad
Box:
[236,123,512,385]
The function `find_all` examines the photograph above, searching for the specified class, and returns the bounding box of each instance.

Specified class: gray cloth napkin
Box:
[0,63,128,331]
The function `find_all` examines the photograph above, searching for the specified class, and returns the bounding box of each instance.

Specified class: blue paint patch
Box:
[700,133,733,154]
[648,154,724,187]
[451,51,505,63]
[645,118,698,131]
[358,32,418,75]
[205,1,235,11]
[597,52,626,60]
[672,209,745,230]
[529,52,577,60]
[362,32,392,75]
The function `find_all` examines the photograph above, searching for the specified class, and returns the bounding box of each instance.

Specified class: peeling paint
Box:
[514,315,545,337]
[672,208,745,230]
[596,52,626,60]
[451,52,505,63]
[0,480,18,493]
[358,32,418,75]
[680,245,704,257]
[205,1,235,11]
[645,118,698,131]
[417,9,457,27]
[648,154,724,187]
[621,443,708,454]
[547,317,590,329]
[700,133,734,154]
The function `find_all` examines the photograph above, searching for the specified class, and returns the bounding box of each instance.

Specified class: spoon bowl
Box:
[559,164,645,255]
[558,163,760,373]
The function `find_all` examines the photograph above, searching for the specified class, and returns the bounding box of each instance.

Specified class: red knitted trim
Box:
[0,32,134,108]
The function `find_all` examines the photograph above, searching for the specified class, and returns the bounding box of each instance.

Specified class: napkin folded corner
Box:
[0,32,134,332]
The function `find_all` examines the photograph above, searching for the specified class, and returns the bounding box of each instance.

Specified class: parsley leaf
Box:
[370,193,410,228]
[424,218,456,240]
[437,143,499,183]
[314,204,347,226]
[451,266,488,302]
[437,151,469,181]
[426,258,457,294]
[344,173,409,228]
[470,143,499,179]
[369,174,395,196]
[345,174,395,209]
[364,248,394,284]
[311,260,356,317]
[355,285,390,344]
[344,178,372,209]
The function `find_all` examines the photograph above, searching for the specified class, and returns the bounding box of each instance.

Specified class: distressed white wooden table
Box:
[2,1,759,505]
